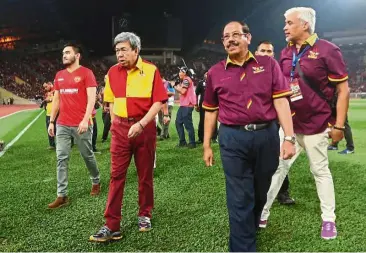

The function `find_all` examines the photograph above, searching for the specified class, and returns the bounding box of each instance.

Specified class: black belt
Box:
[225,122,271,131]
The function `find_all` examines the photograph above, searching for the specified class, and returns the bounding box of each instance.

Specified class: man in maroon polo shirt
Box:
[260,7,350,240]
[255,40,296,206]
[202,21,296,252]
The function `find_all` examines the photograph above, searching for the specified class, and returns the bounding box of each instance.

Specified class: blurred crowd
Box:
[0,46,365,100]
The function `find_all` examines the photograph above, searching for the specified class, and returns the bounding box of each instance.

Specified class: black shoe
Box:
[176,143,187,148]
[187,143,196,149]
[277,192,295,205]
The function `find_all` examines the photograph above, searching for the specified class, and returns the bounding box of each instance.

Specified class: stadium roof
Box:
[1,0,366,55]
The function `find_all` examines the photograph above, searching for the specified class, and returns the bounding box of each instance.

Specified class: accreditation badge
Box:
[289,78,303,102]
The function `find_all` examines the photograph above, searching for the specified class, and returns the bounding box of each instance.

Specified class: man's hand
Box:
[48,123,55,137]
[329,128,344,143]
[280,141,296,160]
[128,122,144,138]
[163,116,170,125]
[77,120,89,135]
[203,146,214,166]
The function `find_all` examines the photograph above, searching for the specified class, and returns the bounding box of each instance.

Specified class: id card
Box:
[289,78,303,102]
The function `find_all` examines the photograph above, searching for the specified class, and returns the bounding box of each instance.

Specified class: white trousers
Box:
[261,127,336,222]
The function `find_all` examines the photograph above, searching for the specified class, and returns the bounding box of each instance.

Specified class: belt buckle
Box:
[244,124,256,131]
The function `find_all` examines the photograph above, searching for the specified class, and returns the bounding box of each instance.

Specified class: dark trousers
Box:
[219,122,279,252]
[198,106,218,141]
[104,117,156,231]
[279,175,289,194]
[158,105,173,138]
[175,106,195,145]
[46,115,56,147]
[102,112,111,141]
[92,117,97,150]
[332,117,354,151]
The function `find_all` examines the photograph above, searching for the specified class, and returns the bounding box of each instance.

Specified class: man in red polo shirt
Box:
[260,7,350,240]
[89,32,169,243]
[203,21,296,252]
[47,42,101,209]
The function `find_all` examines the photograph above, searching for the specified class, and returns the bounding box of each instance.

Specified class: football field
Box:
[0,100,365,251]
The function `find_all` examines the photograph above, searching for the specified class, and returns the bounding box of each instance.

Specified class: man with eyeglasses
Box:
[89,32,170,242]
[202,21,296,252]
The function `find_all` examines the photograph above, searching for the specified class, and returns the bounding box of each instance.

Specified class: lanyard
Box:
[290,38,319,81]
[290,45,311,81]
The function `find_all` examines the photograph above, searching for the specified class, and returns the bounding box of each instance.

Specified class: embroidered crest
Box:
[252,66,265,74]
[308,50,319,59]
[74,76,81,83]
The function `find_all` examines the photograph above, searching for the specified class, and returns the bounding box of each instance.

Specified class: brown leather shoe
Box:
[48,196,69,209]
[90,184,101,196]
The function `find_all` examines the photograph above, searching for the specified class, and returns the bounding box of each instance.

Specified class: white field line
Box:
[0,110,44,158]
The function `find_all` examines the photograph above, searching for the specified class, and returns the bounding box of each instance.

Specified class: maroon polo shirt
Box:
[280,33,348,135]
[203,52,292,126]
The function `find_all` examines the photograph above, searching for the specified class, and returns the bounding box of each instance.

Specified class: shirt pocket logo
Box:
[308,51,319,59]
[252,66,265,74]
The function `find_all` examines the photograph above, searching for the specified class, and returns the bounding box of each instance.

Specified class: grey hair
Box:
[284,7,316,34]
[114,32,141,51]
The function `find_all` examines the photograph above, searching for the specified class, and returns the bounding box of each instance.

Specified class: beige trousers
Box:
[261,127,336,222]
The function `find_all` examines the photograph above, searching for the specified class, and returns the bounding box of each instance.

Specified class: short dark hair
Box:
[63,42,82,54]
[257,40,273,49]
[223,21,250,34]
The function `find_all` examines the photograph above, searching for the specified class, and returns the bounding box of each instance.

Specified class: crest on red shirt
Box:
[74,76,81,83]
[308,50,319,59]
[252,66,265,74]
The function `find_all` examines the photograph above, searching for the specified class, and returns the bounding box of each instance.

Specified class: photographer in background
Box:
[173,66,197,148]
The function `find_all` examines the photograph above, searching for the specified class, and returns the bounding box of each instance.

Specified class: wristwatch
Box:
[284,136,296,144]
[50,120,55,124]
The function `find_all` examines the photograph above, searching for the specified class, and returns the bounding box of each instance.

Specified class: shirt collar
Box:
[225,51,257,70]
[288,33,319,47]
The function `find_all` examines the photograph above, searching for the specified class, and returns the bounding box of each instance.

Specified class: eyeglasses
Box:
[221,32,247,42]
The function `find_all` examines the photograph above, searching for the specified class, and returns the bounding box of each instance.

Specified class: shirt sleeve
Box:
[324,46,349,84]
[202,70,219,111]
[103,73,115,103]
[271,58,292,99]
[85,69,98,88]
[152,68,168,104]
[53,73,59,91]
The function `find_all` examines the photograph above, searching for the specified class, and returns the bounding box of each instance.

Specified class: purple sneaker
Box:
[321,221,337,240]
[259,220,267,228]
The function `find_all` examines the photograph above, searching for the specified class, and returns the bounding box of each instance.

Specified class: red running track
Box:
[0,105,40,118]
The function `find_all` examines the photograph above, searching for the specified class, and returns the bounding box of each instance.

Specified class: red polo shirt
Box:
[280,34,348,135]
[54,66,97,126]
[203,52,292,126]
